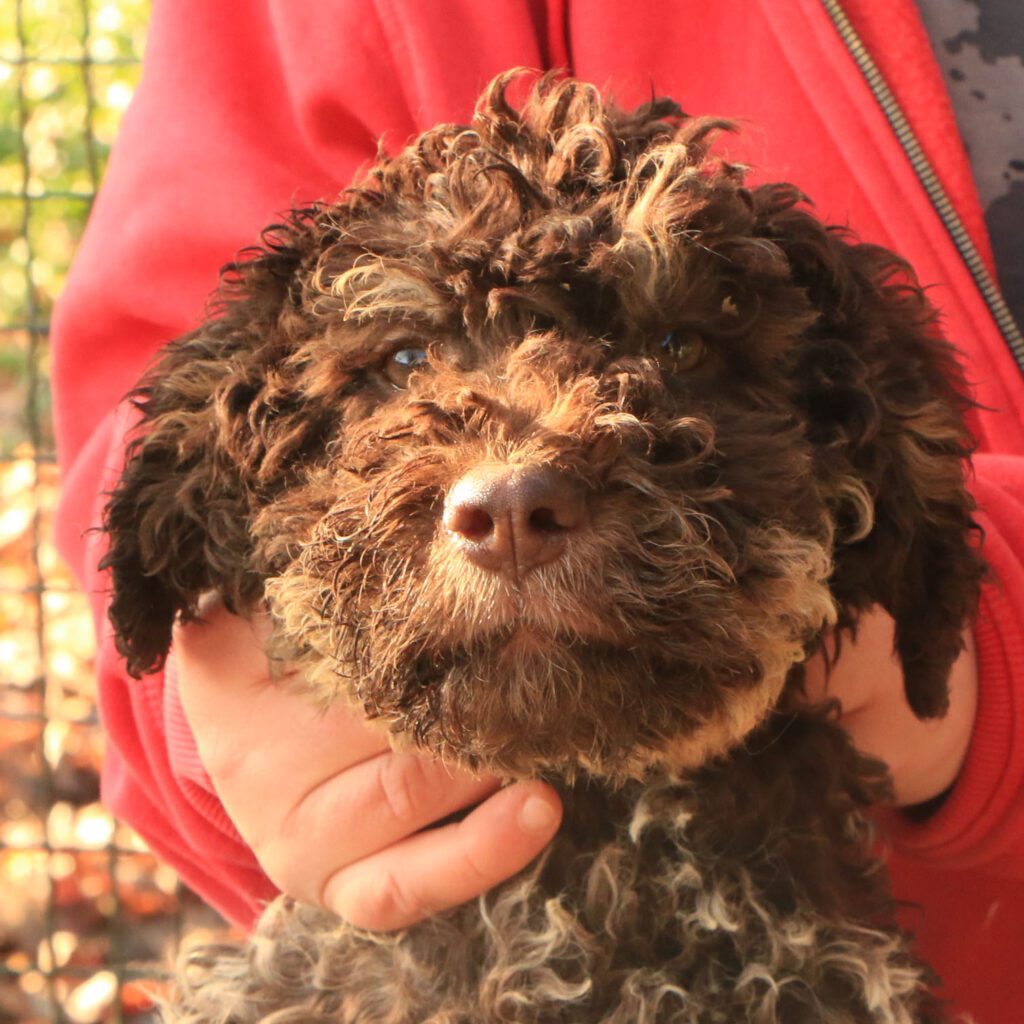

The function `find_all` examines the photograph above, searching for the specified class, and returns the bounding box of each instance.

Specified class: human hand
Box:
[172,596,563,931]
[802,604,978,807]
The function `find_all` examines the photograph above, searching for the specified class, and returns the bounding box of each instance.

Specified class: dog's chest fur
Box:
[166,713,942,1024]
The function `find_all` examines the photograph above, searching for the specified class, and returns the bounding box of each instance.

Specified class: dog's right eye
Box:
[656,330,707,374]
[384,346,430,389]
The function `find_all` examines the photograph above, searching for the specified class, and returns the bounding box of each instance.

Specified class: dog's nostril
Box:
[449,506,494,542]
[528,506,566,533]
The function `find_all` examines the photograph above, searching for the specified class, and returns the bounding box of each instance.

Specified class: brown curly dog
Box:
[102,72,982,1023]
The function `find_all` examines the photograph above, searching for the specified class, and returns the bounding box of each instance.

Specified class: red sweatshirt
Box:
[52,1,1024,1020]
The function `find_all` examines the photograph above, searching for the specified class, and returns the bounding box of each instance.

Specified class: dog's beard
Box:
[266,475,837,780]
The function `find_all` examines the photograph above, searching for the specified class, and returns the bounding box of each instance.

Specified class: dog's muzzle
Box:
[443,464,588,582]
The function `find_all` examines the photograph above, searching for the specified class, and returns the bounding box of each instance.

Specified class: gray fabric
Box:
[916,0,1023,330]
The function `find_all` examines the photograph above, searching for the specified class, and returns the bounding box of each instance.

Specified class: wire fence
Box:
[1,3,230,1021]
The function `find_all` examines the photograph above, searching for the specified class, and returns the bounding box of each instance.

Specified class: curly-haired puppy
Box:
[103,72,983,1023]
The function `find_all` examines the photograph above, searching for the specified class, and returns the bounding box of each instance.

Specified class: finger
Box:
[256,751,501,903]
[323,780,563,931]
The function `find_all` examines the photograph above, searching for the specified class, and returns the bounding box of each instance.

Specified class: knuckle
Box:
[336,868,423,931]
[196,739,248,788]
[376,754,435,827]
[453,840,491,892]
[254,836,307,900]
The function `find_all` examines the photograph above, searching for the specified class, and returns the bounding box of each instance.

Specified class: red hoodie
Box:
[52,1,1024,1019]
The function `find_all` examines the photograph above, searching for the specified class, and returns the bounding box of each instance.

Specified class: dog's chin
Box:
[324,621,789,781]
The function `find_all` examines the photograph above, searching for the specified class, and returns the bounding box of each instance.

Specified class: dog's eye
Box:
[657,330,707,373]
[384,346,430,389]
[530,312,558,334]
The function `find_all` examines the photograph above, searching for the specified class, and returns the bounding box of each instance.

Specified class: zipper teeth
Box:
[820,0,1024,374]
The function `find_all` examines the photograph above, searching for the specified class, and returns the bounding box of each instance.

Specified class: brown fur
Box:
[102,72,983,1021]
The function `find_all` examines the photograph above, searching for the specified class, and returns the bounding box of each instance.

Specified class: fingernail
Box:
[519,794,559,833]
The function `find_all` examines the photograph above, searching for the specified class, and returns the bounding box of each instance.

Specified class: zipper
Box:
[820,0,1024,375]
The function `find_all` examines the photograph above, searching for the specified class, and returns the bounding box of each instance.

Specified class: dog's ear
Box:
[759,185,984,718]
[101,220,321,678]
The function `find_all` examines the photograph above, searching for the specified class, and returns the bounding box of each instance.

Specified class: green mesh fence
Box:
[1,3,230,1022]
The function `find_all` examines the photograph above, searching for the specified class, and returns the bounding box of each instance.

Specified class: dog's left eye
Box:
[384,346,430,389]
[656,330,707,374]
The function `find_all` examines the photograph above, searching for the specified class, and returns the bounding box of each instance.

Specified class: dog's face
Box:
[263,248,838,780]
[103,74,982,781]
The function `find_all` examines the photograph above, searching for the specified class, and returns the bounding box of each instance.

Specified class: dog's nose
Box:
[443,464,587,580]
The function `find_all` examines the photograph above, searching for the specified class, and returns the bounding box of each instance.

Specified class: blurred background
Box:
[1,3,233,1021]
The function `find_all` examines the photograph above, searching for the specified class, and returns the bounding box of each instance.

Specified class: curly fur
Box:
[102,72,984,1022]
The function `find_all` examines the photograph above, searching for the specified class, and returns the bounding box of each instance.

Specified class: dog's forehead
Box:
[313,252,612,357]
[303,115,818,368]
[314,227,736,353]
[316,250,771,370]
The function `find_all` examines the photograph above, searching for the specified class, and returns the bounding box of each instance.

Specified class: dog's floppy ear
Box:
[101,219,320,678]
[758,185,984,718]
